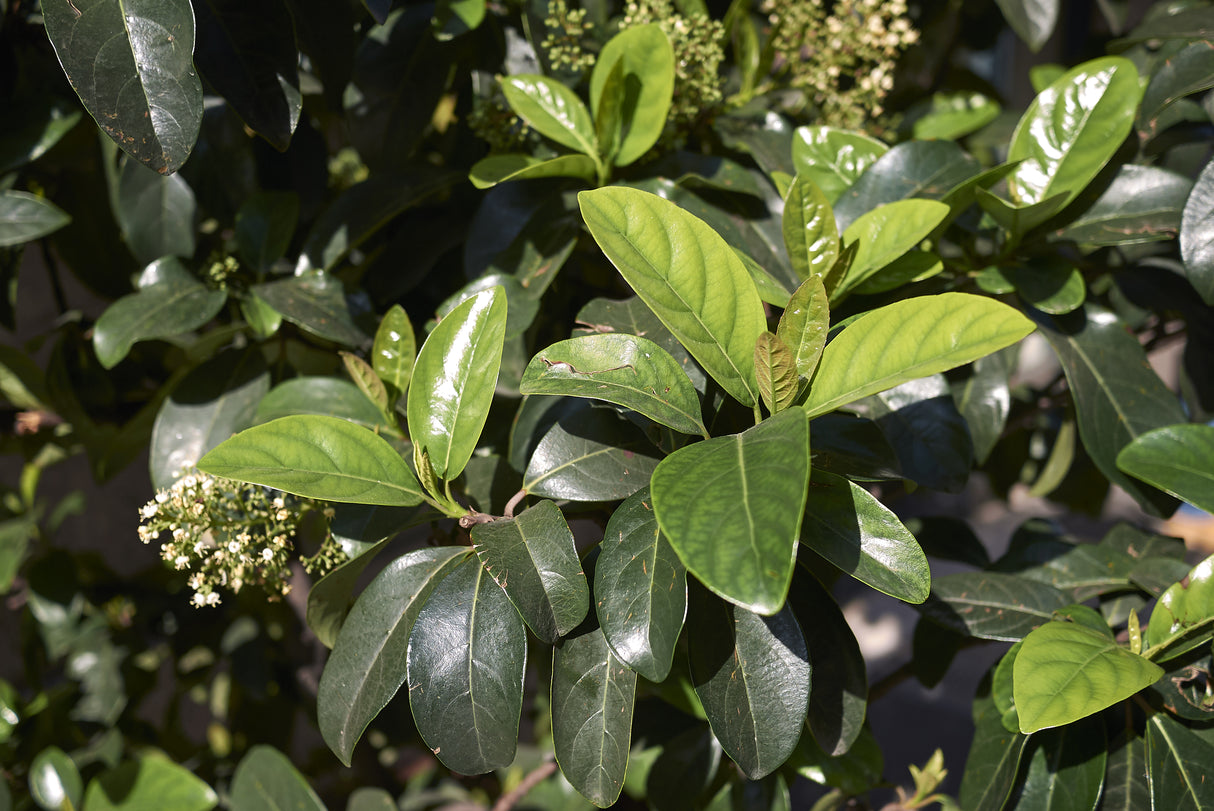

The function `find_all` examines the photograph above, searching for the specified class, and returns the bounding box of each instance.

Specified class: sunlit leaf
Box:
[1117,424,1214,514]
[0,191,71,247]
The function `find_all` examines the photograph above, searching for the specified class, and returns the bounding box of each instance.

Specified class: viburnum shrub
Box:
[2,0,1214,809]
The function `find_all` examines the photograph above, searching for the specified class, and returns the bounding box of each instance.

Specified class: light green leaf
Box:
[976,186,1071,243]
[229,746,323,811]
[837,200,948,296]
[912,91,1001,140]
[782,174,839,282]
[407,286,506,480]
[198,415,425,505]
[372,304,415,404]
[652,408,809,614]
[83,757,216,811]
[468,154,598,189]
[1146,554,1214,663]
[30,747,82,811]
[1008,56,1142,216]
[500,75,597,158]
[341,351,391,419]
[791,126,888,204]
[589,23,675,167]
[432,0,485,39]
[754,332,798,414]
[255,377,393,434]
[1118,424,1214,514]
[803,293,1035,418]
[318,547,468,764]
[0,191,71,247]
[1014,620,1163,733]
[407,556,527,775]
[578,187,765,407]
[777,276,829,385]
[520,334,706,437]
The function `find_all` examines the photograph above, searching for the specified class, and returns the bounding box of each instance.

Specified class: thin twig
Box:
[503,488,527,519]
[491,760,557,811]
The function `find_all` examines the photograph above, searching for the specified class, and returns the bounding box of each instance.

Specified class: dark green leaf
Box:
[976,187,1071,243]
[1032,307,1187,515]
[651,152,765,197]
[83,758,216,811]
[432,0,484,39]
[799,471,929,604]
[149,348,269,489]
[1103,724,1150,811]
[788,724,884,796]
[407,556,527,774]
[0,98,83,175]
[952,346,1016,465]
[645,727,722,811]
[469,154,598,189]
[0,191,71,247]
[958,689,1028,811]
[318,547,468,764]
[1139,41,1214,139]
[253,270,367,347]
[652,409,809,614]
[1010,717,1106,811]
[1180,157,1214,305]
[688,591,810,779]
[198,415,424,505]
[235,191,299,272]
[501,75,597,158]
[994,0,1059,51]
[1003,260,1086,315]
[1115,7,1214,43]
[256,377,393,433]
[589,23,675,167]
[1118,424,1214,513]
[791,126,887,204]
[42,0,203,173]
[782,175,839,281]
[807,413,901,481]
[1146,711,1214,809]
[924,572,1069,641]
[229,746,323,811]
[992,523,1136,599]
[595,487,687,682]
[306,538,391,650]
[1055,165,1192,246]
[30,747,82,811]
[115,159,196,265]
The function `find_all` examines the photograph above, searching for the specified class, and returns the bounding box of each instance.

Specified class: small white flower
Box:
[140,503,158,519]
[205,592,221,606]
[228,540,241,554]
[261,548,274,561]
[276,509,290,521]
[174,555,190,570]
[192,592,207,608]
[155,491,170,504]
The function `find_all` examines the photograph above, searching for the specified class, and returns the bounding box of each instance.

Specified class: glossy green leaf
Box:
[799,471,930,604]
[253,270,366,346]
[306,537,391,650]
[595,487,687,682]
[523,403,662,501]
[1117,424,1214,513]
[318,547,468,764]
[30,747,82,811]
[472,500,588,643]
[688,592,810,779]
[924,572,1070,641]
[115,155,196,266]
[1008,57,1141,218]
[578,187,765,407]
[754,332,798,415]
[574,296,708,393]
[791,127,888,204]
[192,0,301,152]
[958,689,1029,811]
[851,249,943,295]
[1032,307,1187,515]
[992,522,1136,599]
[652,408,809,614]
[521,334,705,437]
[858,375,973,493]
[551,618,637,807]
[953,346,1015,465]
[198,415,424,505]
[777,276,829,385]
[256,377,393,433]
[93,259,227,369]
[1139,41,1214,139]
[42,0,202,173]
[782,175,839,282]
[0,191,71,247]
[229,746,323,811]
[1056,165,1192,246]
[975,187,1071,243]
[803,293,1035,418]
[407,555,526,774]
[83,758,217,811]
[1146,555,1214,662]
[149,348,269,489]
[808,412,902,481]
[1180,156,1214,305]
[645,727,722,811]
[837,200,949,296]
[500,75,597,158]
[1014,620,1163,733]
[234,191,298,272]
[432,0,484,39]
[1146,711,1214,809]
[911,91,1001,141]
[1003,260,1086,315]
[994,0,1059,51]
[407,286,506,480]
[589,24,675,167]
[1011,718,1106,811]
[436,273,538,342]
[371,305,415,404]
[468,154,598,189]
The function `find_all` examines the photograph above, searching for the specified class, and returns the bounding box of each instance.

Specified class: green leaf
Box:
[1008,56,1141,217]
[115,159,196,265]
[595,487,687,682]
[1055,165,1192,246]
[407,286,506,480]
[589,23,675,167]
[579,187,765,407]
[1011,718,1106,811]
[574,296,708,393]
[255,377,394,433]
[1103,724,1150,811]
[317,547,468,765]
[30,747,82,811]
[924,572,1070,641]
[372,304,415,404]
[149,348,269,489]
[1139,41,1214,140]
[1014,620,1163,733]
[953,346,1016,465]
[688,591,810,779]
[229,746,323,811]
[736,247,793,308]
[0,98,83,175]
[808,413,901,481]
[781,175,839,282]
[521,334,706,437]
[42,0,202,173]
[0,191,71,247]
[551,617,637,807]
[1146,711,1214,809]
[468,154,598,189]
[911,91,1001,141]
[754,332,799,415]
[306,537,391,650]
[789,723,884,796]
[1118,424,1214,513]
[83,757,216,811]
[857,376,973,493]
[471,500,588,644]
[803,293,1035,418]
[1146,554,1214,663]
[253,269,368,347]
[837,200,949,296]
[1180,156,1214,305]
[1032,307,1187,515]
[791,126,888,204]
[198,415,424,505]
[958,689,1029,811]
[500,75,597,158]
[407,555,527,774]
[341,351,391,419]
[93,259,227,369]
[992,522,1136,600]
[652,408,810,614]
[432,0,484,39]
[645,727,722,811]
[777,276,829,386]
[235,191,299,272]
[799,471,930,604]
[994,0,1059,51]
[1003,260,1086,315]
[975,186,1071,243]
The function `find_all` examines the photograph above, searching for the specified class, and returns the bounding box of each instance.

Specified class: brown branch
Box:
[491,760,558,811]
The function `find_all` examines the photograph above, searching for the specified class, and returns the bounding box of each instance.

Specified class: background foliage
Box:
[2,0,1214,809]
